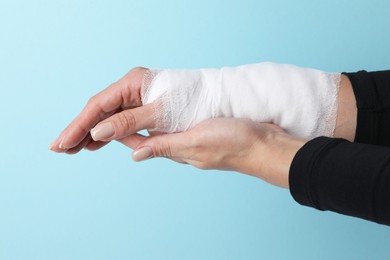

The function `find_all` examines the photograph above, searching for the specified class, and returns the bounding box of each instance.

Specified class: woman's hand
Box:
[49,67,155,154]
[49,63,355,157]
[119,118,307,188]
[49,64,351,188]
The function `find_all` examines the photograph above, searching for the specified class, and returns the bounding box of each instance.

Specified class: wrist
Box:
[334,74,357,141]
[248,132,307,189]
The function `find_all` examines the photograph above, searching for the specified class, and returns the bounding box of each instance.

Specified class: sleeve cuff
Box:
[289,137,345,209]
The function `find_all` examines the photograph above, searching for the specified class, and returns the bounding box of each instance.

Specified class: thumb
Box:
[131,131,192,162]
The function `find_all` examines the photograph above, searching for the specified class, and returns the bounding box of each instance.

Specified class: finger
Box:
[148,130,164,136]
[117,134,188,164]
[65,133,93,155]
[118,134,188,164]
[131,131,193,162]
[119,132,193,164]
[117,133,148,150]
[49,67,146,152]
[50,86,123,151]
[84,140,110,151]
[90,103,155,142]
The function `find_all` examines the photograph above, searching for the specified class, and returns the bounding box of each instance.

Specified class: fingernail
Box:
[132,147,153,162]
[48,141,55,151]
[59,137,66,149]
[91,123,115,141]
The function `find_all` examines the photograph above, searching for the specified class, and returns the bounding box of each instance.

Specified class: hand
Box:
[49,65,355,156]
[49,67,155,154]
[119,118,307,188]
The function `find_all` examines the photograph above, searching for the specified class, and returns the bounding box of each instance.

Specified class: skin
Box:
[49,67,357,188]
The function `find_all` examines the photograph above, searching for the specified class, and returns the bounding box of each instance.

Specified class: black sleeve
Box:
[289,137,390,226]
[344,70,390,145]
[289,70,390,226]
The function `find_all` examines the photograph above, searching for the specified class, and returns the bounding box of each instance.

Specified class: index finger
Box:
[49,68,146,152]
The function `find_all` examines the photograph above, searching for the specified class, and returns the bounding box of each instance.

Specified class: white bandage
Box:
[141,62,340,138]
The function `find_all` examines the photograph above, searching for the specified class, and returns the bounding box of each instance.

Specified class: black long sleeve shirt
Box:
[289,70,390,226]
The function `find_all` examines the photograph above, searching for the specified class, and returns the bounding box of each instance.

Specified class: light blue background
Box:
[1,0,389,259]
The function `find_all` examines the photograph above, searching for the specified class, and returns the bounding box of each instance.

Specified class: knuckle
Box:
[132,66,147,72]
[87,95,98,106]
[108,82,118,89]
[120,84,138,108]
[115,111,137,133]
[153,140,172,158]
[127,66,147,78]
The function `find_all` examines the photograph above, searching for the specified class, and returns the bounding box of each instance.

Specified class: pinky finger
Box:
[85,140,110,151]
[65,134,93,155]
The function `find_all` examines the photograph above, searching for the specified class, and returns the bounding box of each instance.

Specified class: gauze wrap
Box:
[141,62,340,138]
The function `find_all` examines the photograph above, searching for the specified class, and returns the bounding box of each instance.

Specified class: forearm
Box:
[333,74,357,141]
[245,74,357,188]
[289,137,390,226]
[249,73,358,187]
[343,70,390,146]
[285,70,390,225]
